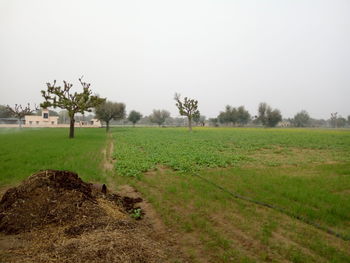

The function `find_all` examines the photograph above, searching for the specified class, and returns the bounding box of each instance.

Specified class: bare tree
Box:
[330,112,338,128]
[174,93,200,131]
[6,103,37,128]
[41,77,105,138]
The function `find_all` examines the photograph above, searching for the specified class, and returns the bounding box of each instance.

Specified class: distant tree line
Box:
[2,77,350,136]
[217,105,251,126]
[2,101,350,130]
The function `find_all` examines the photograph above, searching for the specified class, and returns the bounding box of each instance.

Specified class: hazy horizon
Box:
[1,0,349,119]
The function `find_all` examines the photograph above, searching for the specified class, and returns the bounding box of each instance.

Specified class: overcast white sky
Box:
[0,0,349,119]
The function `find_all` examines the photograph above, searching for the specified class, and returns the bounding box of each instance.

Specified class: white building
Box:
[25,109,59,127]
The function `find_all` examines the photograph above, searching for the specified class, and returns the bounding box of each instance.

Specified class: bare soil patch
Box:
[0,170,185,263]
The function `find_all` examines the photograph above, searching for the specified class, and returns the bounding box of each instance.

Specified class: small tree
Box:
[336,117,347,128]
[95,101,126,132]
[149,109,170,127]
[330,112,338,128]
[257,102,269,126]
[6,103,37,128]
[193,114,206,126]
[217,105,240,126]
[257,102,282,127]
[199,115,206,126]
[293,110,310,127]
[41,78,105,138]
[128,110,142,127]
[0,105,13,118]
[266,109,282,127]
[174,93,200,131]
[237,106,250,125]
[209,118,219,127]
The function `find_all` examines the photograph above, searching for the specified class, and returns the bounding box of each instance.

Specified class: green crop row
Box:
[112,127,350,178]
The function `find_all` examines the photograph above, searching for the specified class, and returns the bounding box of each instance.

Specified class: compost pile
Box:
[0,170,177,263]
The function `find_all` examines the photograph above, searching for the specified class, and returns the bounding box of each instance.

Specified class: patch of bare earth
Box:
[116,184,188,262]
[0,169,187,263]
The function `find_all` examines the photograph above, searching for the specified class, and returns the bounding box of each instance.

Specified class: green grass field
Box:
[1,127,350,262]
[111,127,350,262]
[0,128,107,185]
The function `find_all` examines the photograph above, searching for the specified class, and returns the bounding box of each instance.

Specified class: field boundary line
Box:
[194,173,350,242]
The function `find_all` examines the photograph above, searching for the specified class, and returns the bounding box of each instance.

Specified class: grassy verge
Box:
[0,128,107,185]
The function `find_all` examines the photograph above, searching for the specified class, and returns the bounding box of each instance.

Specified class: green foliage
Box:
[237,106,251,125]
[130,208,143,219]
[266,109,282,127]
[95,101,126,131]
[218,105,237,125]
[218,105,250,126]
[337,117,347,128]
[257,102,282,127]
[258,102,269,126]
[0,128,107,185]
[329,113,347,128]
[174,93,200,131]
[193,114,206,126]
[293,110,310,127]
[209,118,219,127]
[149,109,170,126]
[128,110,142,126]
[0,105,13,118]
[41,78,105,138]
[114,127,350,262]
[112,127,350,179]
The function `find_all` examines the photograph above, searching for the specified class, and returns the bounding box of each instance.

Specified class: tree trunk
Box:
[106,121,110,132]
[69,118,75,138]
[188,117,192,131]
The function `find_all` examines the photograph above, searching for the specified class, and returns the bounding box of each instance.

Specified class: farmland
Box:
[111,127,350,262]
[0,128,107,185]
[1,127,350,262]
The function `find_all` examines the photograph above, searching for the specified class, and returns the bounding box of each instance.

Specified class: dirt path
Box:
[101,133,117,190]
[103,134,171,235]
[101,133,188,262]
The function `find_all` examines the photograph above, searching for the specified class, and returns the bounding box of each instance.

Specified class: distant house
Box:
[90,119,102,127]
[278,121,291,127]
[78,119,102,127]
[25,109,58,127]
